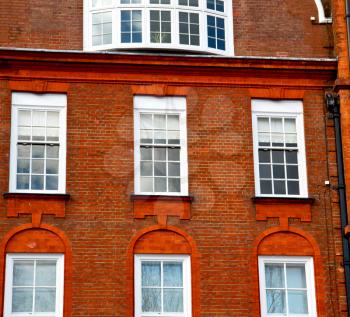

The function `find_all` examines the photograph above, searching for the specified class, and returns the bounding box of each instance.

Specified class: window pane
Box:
[168,131,180,144]
[258,133,270,146]
[17,159,30,173]
[47,145,59,159]
[141,130,153,144]
[46,160,59,174]
[287,181,299,195]
[141,114,153,129]
[142,262,161,286]
[286,165,298,179]
[288,291,308,314]
[141,147,153,160]
[155,177,167,192]
[154,162,166,176]
[18,110,31,126]
[271,133,283,146]
[12,288,33,312]
[18,127,31,140]
[142,288,161,312]
[163,289,184,312]
[31,175,44,190]
[265,264,284,288]
[47,112,59,126]
[36,261,57,287]
[32,111,45,126]
[154,147,166,161]
[18,144,30,158]
[32,159,44,174]
[163,262,183,286]
[285,118,296,133]
[17,175,29,189]
[257,117,269,132]
[141,177,153,192]
[271,118,283,132]
[46,176,58,190]
[167,115,179,130]
[168,162,180,176]
[35,288,56,312]
[286,265,306,288]
[259,164,271,178]
[258,150,270,163]
[154,115,166,129]
[273,165,285,179]
[168,178,180,192]
[13,261,34,286]
[141,162,153,176]
[272,150,284,163]
[32,127,45,141]
[260,180,272,194]
[266,290,286,314]
[274,180,286,194]
[168,148,180,161]
[154,131,166,144]
[32,145,45,158]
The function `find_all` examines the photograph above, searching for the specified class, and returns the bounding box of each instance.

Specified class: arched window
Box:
[84,0,234,55]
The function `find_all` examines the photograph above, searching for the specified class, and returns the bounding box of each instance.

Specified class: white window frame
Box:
[251,99,308,198]
[134,95,188,196]
[83,0,234,55]
[10,92,67,194]
[258,256,317,317]
[4,253,64,317]
[134,254,192,317]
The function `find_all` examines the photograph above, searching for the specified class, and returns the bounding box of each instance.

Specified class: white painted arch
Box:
[314,0,332,23]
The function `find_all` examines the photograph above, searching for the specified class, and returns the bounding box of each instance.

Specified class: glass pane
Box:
[18,110,31,126]
[92,35,102,46]
[168,131,180,144]
[258,150,270,163]
[164,262,183,286]
[274,180,286,195]
[46,176,58,190]
[13,261,34,286]
[32,145,45,158]
[163,289,184,312]
[190,35,199,45]
[32,160,44,174]
[273,165,285,179]
[141,177,153,192]
[31,175,44,190]
[272,150,284,163]
[141,130,153,144]
[286,265,306,288]
[266,290,286,314]
[287,181,300,195]
[260,180,272,194]
[271,118,283,132]
[162,33,171,43]
[32,111,45,126]
[285,133,297,147]
[32,127,45,141]
[168,162,180,176]
[35,288,56,312]
[258,133,270,146]
[103,22,112,34]
[154,115,166,129]
[46,160,59,174]
[18,127,31,140]
[17,175,29,189]
[168,148,180,161]
[285,118,296,133]
[47,145,59,159]
[257,117,269,132]
[155,177,167,192]
[265,264,284,288]
[12,288,33,312]
[167,115,179,130]
[47,112,59,127]
[259,164,271,178]
[180,34,189,44]
[189,0,198,5]
[154,131,166,144]
[288,290,308,314]
[271,133,283,146]
[286,151,298,164]
[287,165,299,179]
[142,262,161,286]
[141,114,153,129]
[142,288,161,312]
[154,147,166,161]
[168,178,180,192]
[141,162,153,176]
[47,128,59,142]
[154,162,166,176]
[18,144,30,158]
[141,147,152,161]
[17,159,30,173]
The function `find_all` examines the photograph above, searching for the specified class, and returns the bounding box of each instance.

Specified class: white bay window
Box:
[84,0,233,55]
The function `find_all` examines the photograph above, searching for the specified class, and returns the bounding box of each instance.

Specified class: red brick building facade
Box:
[0,0,347,317]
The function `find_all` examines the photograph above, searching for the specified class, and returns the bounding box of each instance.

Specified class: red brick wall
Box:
[0,70,345,316]
[0,0,333,58]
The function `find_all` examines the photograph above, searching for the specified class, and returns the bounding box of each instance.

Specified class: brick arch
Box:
[250,227,326,317]
[0,223,72,317]
[127,225,200,317]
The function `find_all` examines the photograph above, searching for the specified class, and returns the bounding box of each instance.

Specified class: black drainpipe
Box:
[326,92,350,316]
